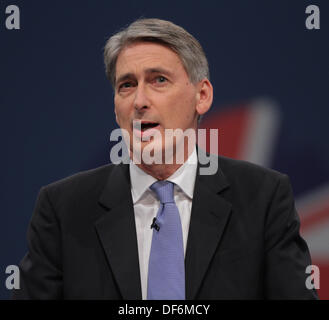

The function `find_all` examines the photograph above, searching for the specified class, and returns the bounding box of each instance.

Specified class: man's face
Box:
[114,41,202,160]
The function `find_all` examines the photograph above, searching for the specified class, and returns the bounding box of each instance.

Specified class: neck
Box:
[131,145,194,180]
[136,162,183,180]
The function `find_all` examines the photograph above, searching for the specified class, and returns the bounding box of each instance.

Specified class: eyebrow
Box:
[115,73,135,87]
[145,67,173,77]
[115,67,173,87]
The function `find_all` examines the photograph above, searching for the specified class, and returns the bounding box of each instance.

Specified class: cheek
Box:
[114,104,120,119]
[114,100,130,124]
[177,95,197,119]
[167,89,194,111]
[164,101,195,128]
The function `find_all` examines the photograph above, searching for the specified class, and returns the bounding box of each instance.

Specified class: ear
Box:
[195,78,213,116]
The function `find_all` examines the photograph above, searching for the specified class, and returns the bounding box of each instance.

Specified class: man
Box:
[13,18,317,299]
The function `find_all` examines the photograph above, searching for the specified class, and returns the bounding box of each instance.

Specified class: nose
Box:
[133,83,151,112]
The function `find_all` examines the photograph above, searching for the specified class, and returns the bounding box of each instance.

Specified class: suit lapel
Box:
[94,163,142,299]
[185,156,232,299]
[93,152,232,300]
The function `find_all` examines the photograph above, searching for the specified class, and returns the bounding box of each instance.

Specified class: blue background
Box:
[1,0,328,299]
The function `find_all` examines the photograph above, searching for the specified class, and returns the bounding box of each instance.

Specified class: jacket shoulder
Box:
[40,163,120,205]
[217,155,289,193]
[218,155,285,179]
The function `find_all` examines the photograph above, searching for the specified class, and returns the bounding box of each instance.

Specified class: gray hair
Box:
[104,18,209,88]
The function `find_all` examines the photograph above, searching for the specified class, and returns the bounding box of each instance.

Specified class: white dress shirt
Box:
[129,148,198,300]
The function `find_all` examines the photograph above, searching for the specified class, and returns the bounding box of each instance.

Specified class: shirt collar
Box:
[130,147,198,204]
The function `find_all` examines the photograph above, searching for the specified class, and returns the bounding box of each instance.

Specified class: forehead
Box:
[115,42,186,75]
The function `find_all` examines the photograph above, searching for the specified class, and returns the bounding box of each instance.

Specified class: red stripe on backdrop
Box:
[300,203,329,234]
[200,105,250,158]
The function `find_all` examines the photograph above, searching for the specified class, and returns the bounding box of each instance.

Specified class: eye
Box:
[156,76,167,83]
[118,81,134,92]
[121,82,131,88]
[155,76,168,84]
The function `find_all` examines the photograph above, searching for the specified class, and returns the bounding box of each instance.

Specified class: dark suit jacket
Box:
[13,154,318,299]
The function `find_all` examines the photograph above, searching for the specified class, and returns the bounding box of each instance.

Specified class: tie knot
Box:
[150,180,174,204]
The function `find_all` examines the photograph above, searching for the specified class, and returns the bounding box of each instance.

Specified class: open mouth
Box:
[141,122,159,132]
[133,120,160,139]
[133,121,160,132]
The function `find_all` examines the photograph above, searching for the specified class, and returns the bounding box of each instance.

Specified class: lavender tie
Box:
[147,181,185,300]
